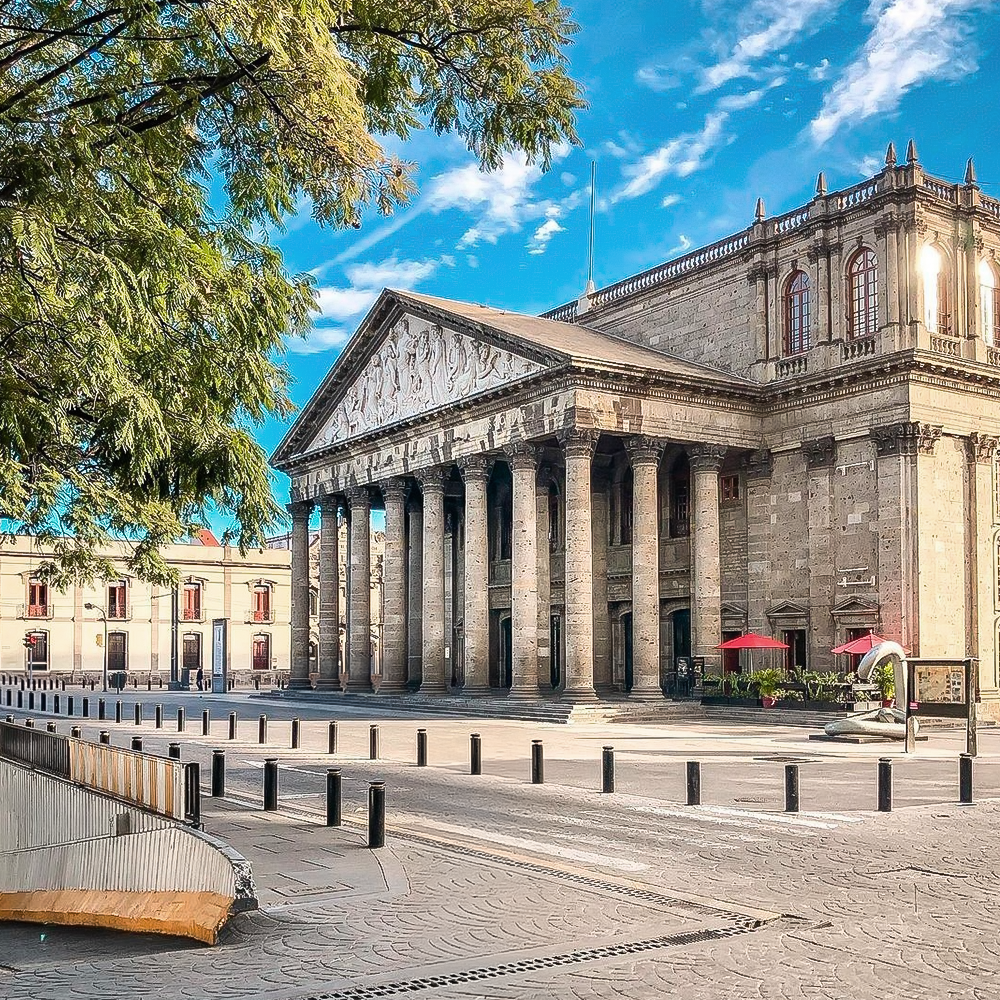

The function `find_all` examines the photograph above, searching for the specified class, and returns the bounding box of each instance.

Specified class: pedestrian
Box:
[196,666,204,691]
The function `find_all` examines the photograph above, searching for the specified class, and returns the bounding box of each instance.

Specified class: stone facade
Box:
[272,145,1000,708]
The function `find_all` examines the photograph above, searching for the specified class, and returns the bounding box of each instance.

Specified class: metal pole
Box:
[202,708,210,735]
[686,761,701,805]
[263,758,278,810]
[784,763,800,813]
[185,761,201,828]
[170,584,179,688]
[905,661,916,754]
[531,740,544,784]
[291,717,300,749]
[155,704,163,729]
[328,721,338,755]
[368,781,385,848]
[959,753,974,804]
[229,711,237,740]
[369,724,379,760]
[177,707,185,733]
[102,615,108,693]
[470,733,481,775]
[601,745,615,793]
[258,714,267,744]
[211,749,226,797]
[134,702,141,726]
[115,700,122,724]
[326,768,342,827]
[965,657,978,757]
[877,757,892,812]
[168,742,181,760]
[416,728,427,767]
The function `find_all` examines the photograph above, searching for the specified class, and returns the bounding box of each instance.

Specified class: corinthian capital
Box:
[687,444,727,472]
[624,435,665,467]
[559,427,600,461]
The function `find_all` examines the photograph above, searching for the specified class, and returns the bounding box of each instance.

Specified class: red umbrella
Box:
[717,632,788,649]
[831,632,888,655]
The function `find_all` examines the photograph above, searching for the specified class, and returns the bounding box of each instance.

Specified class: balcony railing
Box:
[20,603,50,619]
[182,607,203,621]
[249,608,273,623]
[107,603,130,620]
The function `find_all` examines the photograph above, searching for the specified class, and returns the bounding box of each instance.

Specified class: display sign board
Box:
[211,618,227,694]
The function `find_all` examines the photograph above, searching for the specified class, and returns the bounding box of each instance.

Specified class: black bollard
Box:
[115,701,122,724]
[258,714,267,744]
[71,726,81,739]
[877,757,893,812]
[328,721,338,755]
[168,742,181,760]
[229,711,237,741]
[24,718,34,729]
[134,703,142,726]
[602,745,615,793]
[46,722,56,733]
[686,761,701,806]
[326,768,342,827]
[155,704,163,729]
[99,730,110,744]
[784,764,800,813]
[98,698,106,721]
[131,736,143,752]
[263,758,278,811]
[185,762,201,828]
[470,733,482,775]
[291,717,300,749]
[177,707,185,733]
[531,740,544,784]
[416,728,427,767]
[146,676,152,691]
[212,749,226,797]
[82,696,89,717]
[368,781,386,849]
[370,724,379,761]
[202,709,211,736]
[960,753,974,805]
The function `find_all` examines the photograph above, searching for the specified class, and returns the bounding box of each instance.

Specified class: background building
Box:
[0,533,291,682]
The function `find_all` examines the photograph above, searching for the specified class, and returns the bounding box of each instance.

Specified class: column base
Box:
[344,680,372,693]
[287,677,312,691]
[560,686,599,703]
[461,684,493,697]
[376,682,408,695]
[417,682,449,696]
[628,685,666,702]
[507,686,542,701]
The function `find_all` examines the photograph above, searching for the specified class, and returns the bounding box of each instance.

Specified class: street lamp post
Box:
[85,602,109,692]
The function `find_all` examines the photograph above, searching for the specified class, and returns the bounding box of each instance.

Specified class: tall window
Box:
[253,583,272,622]
[26,631,48,671]
[27,578,48,617]
[107,632,127,672]
[847,249,878,339]
[252,633,271,671]
[547,482,561,552]
[609,466,633,545]
[980,259,1000,348]
[921,245,951,335]
[183,581,202,621]
[783,270,811,355]
[669,455,690,538]
[107,580,127,619]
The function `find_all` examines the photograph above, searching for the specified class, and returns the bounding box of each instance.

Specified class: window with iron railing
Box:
[27,578,48,618]
[107,581,128,619]
[183,581,202,621]
[252,584,272,622]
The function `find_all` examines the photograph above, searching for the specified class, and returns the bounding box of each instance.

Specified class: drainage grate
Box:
[299,921,761,999]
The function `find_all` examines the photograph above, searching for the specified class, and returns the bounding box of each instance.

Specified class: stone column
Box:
[380,479,408,692]
[460,457,490,694]
[966,435,999,697]
[346,487,372,692]
[288,500,313,690]
[626,436,664,699]
[689,446,725,680]
[406,505,423,686]
[562,429,599,701]
[420,470,447,694]
[317,496,341,690]
[508,443,539,698]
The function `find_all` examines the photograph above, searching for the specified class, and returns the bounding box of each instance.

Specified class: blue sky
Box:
[254,0,1000,524]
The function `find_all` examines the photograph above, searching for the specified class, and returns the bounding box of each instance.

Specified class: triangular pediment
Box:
[766,600,810,619]
[831,597,880,617]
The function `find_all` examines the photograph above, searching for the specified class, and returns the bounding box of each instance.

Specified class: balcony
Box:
[248,608,274,624]
[19,603,50,619]
[107,602,130,621]
[182,607,203,622]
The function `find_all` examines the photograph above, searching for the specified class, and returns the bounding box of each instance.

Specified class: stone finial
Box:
[905,138,918,164]
[815,171,827,196]
[884,141,897,167]
[965,157,978,186]
[754,197,766,222]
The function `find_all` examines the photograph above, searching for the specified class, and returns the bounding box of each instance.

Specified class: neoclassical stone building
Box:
[272,143,1000,708]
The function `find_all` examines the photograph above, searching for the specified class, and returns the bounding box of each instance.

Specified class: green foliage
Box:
[774,688,803,702]
[0,0,583,584]
[870,662,896,700]
[796,670,845,702]
[751,667,784,698]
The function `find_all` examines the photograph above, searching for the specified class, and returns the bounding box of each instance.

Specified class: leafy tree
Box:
[0,0,583,584]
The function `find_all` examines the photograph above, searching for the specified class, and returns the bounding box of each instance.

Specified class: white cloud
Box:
[668,235,694,257]
[313,286,379,322]
[661,194,682,208]
[809,57,831,80]
[560,172,577,186]
[715,76,785,110]
[636,65,682,91]
[287,325,354,355]
[810,0,987,144]
[614,113,729,203]
[527,217,566,255]
[854,153,883,176]
[699,0,841,92]
[345,257,437,290]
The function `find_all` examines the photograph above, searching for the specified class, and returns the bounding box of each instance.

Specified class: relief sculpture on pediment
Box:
[316,317,543,448]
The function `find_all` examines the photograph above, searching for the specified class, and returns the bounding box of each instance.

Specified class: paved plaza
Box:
[2,690,998,999]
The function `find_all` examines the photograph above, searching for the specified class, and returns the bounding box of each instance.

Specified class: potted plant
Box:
[871,662,895,707]
[753,667,783,708]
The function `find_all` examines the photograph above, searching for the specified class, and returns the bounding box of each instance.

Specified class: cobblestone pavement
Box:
[2,700,999,999]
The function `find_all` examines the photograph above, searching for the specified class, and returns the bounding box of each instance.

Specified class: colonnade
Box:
[287,431,727,698]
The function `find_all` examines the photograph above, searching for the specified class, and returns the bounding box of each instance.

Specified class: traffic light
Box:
[22,634,37,649]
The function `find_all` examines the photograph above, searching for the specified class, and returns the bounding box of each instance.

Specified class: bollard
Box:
[291,717,300,749]
[71,726,81,739]
[115,701,122,724]
[82,696,89,717]
[960,753,974,805]
[99,730,110,745]
[98,698,106,721]
[202,709,210,736]
[370,724,379,760]
[602,745,615,794]
[416,728,427,767]
[784,764,800,813]
[686,761,701,806]
[131,736,143,752]
[531,740,544,784]
[877,757,893,812]
[470,733,482,775]
[168,742,181,760]
[155,704,163,729]
[212,749,226,797]
[68,695,74,715]
[263,758,278,811]
[258,714,267,744]
[185,762,201,828]
[147,676,152,691]
[134,703,141,726]
[46,722,56,733]
[177,707,185,733]
[326,768,342,827]
[368,781,386,849]
[229,711,237,741]
[328,721,338,755]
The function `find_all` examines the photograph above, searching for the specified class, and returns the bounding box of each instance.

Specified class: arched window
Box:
[309,586,318,617]
[847,249,878,339]
[921,245,951,335]
[252,633,271,671]
[783,270,811,355]
[979,259,999,348]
